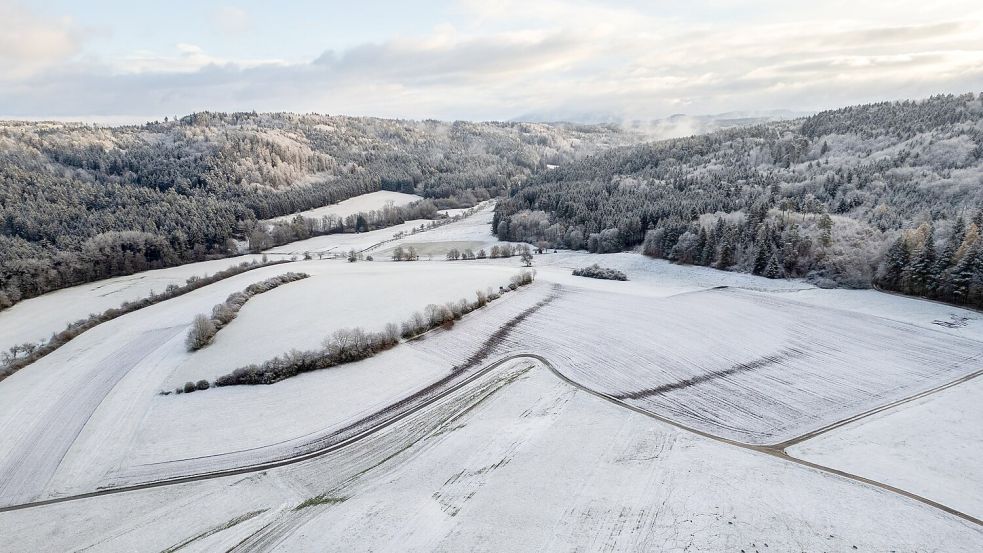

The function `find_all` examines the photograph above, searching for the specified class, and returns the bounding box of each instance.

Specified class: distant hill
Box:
[511,109,812,139]
[496,93,983,307]
[0,113,635,309]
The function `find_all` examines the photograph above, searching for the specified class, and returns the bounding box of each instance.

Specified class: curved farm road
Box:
[0,326,185,506]
[534,352,983,527]
[1,352,980,529]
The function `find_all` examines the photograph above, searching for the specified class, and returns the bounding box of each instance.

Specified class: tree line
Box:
[186,272,310,351]
[494,93,983,307]
[1,114,632,310]
[1,258,293,381]
[197,270,536,387]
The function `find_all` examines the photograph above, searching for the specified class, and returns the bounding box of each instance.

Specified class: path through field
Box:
[0,326,183,505]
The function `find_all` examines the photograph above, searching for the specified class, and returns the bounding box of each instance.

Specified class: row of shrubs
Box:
[172,380,211,394]
[572,264,629,281]
[0,258,294,382]
[186,272,310,351]
[360,203,488,256]
[445,244,533,261]
[209,270,536,387]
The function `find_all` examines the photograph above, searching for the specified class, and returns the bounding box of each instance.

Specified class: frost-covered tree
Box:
[186,314,217,351]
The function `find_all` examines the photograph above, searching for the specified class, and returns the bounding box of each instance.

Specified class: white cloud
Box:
[0,1,80,79]
[116,43,285,74]
[1,0,981,120]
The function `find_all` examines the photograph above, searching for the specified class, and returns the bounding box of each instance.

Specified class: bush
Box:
[196,380,210,391]
[0,258,294,383]
[212,270,537,387]
[186,314,217,351]
[186,272,308,352]
[183,381,197,393]
[572,264,628,281]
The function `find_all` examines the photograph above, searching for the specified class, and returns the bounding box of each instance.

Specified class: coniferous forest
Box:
[0,113,630,309]
[4,95,983,311]
[495,93,983,308]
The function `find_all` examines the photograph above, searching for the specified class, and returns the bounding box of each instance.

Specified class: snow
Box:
[0,261,305,505]
[789,375,983,519]
[2,360,981,552]
[264,219,436,256]
[0,259,532,504]
[480,284,982,445]
[264,191,422,224]
[263,201,497,258]
[165,261,520,386]
[2,203,983,549]
[0,255,264,354]
[375,203,517,258]
[784,286,983,338]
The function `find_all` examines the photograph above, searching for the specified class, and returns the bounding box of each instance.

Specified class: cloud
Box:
[1,0,982,120]
[313,29,589,84]
[0,1,81,79]
[116,43,285,74]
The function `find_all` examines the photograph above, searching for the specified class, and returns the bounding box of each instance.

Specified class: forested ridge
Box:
[494,93,983,307]
[0,113,631,308]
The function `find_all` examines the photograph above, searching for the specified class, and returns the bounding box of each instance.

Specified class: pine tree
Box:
[700,227,718,266]
[935,218,965,298]
[764,253,784,279]
[355,214,369,233]
[818,213,833,248]
[949,243,978,303]
[716,239,734,269]
[937,218,965,273]
[879,237,909,289]
[906,227,937,296]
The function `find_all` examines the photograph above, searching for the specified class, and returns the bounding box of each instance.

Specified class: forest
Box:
[494,93,983,308]
[0,113,631,309]
[5,95,982,310]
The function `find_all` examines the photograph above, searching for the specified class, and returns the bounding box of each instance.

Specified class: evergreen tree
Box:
[949,243,978,304]
[906,227,937,296]
[879,237,910,289]
[764,253,784,279]
[716,239,735,269]
[818,214,833,248]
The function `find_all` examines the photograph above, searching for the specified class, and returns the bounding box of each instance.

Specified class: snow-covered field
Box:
[264,191,422,223]
[2,359,981,552]
[264,219,436,256]
[374,202,524,259]
[0,255,263,353]
[2,203,982,550]
[166,261,520,385]
[789,375,983,519]
[478,284,982,445]
[0,259,534,505]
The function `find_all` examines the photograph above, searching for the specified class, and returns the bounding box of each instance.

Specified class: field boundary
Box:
[3,348,982,528]
[0,259,295,383]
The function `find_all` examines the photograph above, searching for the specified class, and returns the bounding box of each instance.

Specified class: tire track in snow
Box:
[0,326,183,506]
[2,287,980,529]
[532,352,983,527]
[2,351,980,529]
[612,346,808,400]
[0,358,549,513]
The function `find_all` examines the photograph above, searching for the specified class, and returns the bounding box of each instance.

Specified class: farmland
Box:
[1,194,981,551]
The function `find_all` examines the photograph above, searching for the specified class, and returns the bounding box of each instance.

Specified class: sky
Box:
[1,0,982,123]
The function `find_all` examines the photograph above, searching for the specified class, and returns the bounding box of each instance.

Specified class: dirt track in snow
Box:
[3,351,980,528]
[2,317,980,528]
[0,326,184,505]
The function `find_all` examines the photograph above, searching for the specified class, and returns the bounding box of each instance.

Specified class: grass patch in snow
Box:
[160,509,267,552]
[294,494,347,510]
